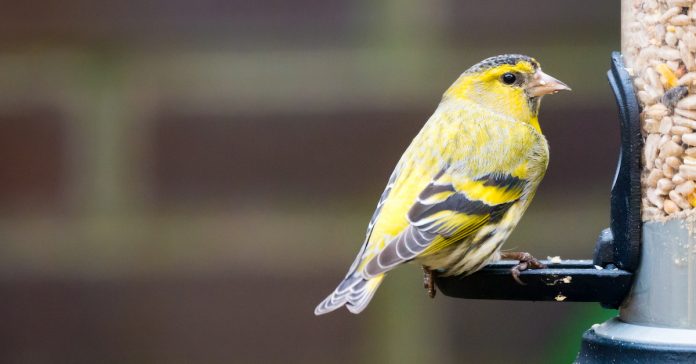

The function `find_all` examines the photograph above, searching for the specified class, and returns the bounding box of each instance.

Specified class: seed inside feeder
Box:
[624,0,696,220]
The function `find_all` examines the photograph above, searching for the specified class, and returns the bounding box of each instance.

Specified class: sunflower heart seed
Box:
[676,180,696,195]
[674,116,696,129]
[677,95,696,109]
[680,164,696,179]
[675,108,696,119]
[646,168,664,187]
[660,140,684,158]
[646,103,670,119]
[664,199,681,213]
[682,133,696,146]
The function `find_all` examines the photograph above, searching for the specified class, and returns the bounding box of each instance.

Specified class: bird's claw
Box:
[422,265,437,298]
[501,251,546,285]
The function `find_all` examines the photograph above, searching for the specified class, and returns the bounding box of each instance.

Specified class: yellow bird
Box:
[315,54,570,315]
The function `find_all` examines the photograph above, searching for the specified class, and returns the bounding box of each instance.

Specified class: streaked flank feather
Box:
[315,54,570,315]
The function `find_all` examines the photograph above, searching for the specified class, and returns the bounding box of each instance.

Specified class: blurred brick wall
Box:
[0,1,620,363]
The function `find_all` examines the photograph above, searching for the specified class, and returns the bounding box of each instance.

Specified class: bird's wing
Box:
[362,169,528,278]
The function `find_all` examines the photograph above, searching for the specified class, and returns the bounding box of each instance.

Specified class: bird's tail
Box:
[314,273,385,315]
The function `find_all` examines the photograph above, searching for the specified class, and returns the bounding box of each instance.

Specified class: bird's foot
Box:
[422,265,437,298]
[499,251,546,285]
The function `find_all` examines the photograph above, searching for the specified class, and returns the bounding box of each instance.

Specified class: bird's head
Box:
[444,54,570,130]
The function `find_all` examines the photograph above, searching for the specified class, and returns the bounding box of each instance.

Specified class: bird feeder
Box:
[436,1,696,362]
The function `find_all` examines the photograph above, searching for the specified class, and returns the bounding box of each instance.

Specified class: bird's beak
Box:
[527,69,571,97]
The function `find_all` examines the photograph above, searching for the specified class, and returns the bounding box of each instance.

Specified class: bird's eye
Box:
[501,73,517,85]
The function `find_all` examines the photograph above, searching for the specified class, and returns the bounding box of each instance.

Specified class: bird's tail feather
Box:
[314,274,385,315]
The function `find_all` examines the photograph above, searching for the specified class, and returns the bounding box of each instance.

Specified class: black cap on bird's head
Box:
[465,54,540,74]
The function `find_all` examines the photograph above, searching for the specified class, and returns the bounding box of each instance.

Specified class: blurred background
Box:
[0,1,620,363]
